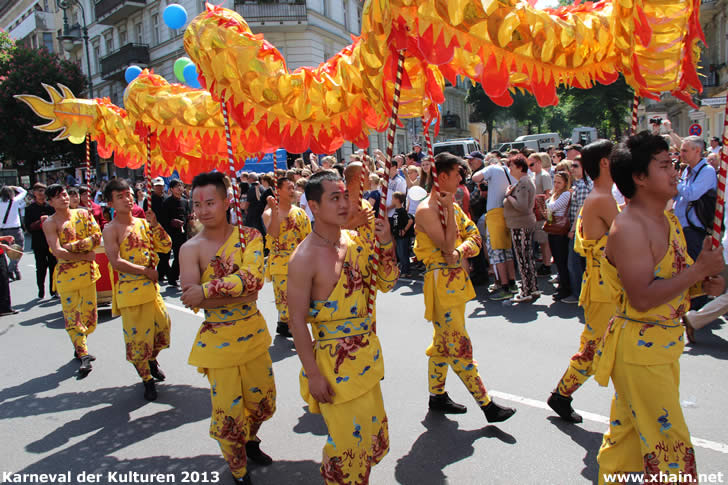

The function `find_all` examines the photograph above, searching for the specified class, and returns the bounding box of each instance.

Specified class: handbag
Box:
[533,194,547,221]
[543,192,571,235]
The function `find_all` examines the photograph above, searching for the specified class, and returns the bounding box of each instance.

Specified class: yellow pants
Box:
[271,273,288,323]
[318,383,389,485]
[427,301,491,407]
[204,353,277,479]
[119,295,171,381]
[597,358,696,484]
[59,284,97,357]
[556,301,613,396]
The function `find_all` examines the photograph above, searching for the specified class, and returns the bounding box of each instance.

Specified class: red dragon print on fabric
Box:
[320,335,368,374]
[321,455,350,485]
[342,260,364,298]
[454,334,473,360]
[209,254,239,279]
[370,418,389,465]
[671,239,687,275]
[572,339,598,364]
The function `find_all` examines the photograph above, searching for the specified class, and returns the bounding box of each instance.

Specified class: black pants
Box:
[548,233,571,296]
[683,226,709,310]
[167,237,185,284]
[0,254,11,313]
[157,252,170,282]
[34,249,56,296]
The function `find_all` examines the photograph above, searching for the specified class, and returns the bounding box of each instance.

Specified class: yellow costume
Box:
[53,209,101,357]
[413,204,488,405]
[594,212,699,484]
[265,206,310,324]
[187,227,276,480]
[111,218,172,381]
[555,210,615,396]
[299,230,398,485]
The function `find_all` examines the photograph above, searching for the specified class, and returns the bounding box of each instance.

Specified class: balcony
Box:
[10,10,55,41]
[442,113,461,130]
[101,43,149,81]
[234,1,307,24]
[95,0,146,26]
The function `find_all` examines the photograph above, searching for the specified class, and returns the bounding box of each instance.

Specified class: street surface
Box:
[1,254,726,484]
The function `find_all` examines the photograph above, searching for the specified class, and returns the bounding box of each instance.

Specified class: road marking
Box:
[489,390,728,454]
[165,304,728,455]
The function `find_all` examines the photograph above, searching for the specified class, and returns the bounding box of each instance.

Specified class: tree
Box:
[0,43,87,180]
[0,30,14,63]
[563,75,635,140]
[466,83,505,151]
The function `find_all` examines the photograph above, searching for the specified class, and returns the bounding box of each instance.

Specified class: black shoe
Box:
[50,292,58,299]
[537,265,552,277]
[0,310,18,316]
[167,280,179,288]
[547,392,583,423]
[233,473,252,485]
[552,290,571,301]
[245,440,273,466]
[276,321,292,338]
[74,351,96,362]
[429,392,467,414]
[78,355,93,378]
[149,360,166,381]
[143,380,157,401]
[481,399,516,423]
[507,282,518,294]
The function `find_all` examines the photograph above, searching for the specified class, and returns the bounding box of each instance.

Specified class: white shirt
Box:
[612,184,625,206]
[0,187,27,229]
[299,192,314,221]
[710,145,721,155]
[386,174,407,217]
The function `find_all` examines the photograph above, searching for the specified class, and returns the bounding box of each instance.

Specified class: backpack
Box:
[685,163,719,235]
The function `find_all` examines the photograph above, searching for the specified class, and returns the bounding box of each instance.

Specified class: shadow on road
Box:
[0,360,78,403]
[546,417,602,483]
[394,411,516,485]
[270,335,297,363]
[292,406,327,436]
[684,320,728,361]
[249,459,322,484]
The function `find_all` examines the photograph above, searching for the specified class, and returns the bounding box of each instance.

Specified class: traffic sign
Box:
[689,123,702,136]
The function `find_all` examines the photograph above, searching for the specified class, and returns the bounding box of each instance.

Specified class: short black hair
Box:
[32,182,47,191]
[304,170,342,203]
[191,171,227,199]
[66,186,79,196]
[169,179,183,189]
[104,178,130,202]
[393,191,406,204]
[276,177,290,189]
[78,185,91,195]
[610,131,670,199]
[45,184,66,200]
[434,152,464,177]
[581,140,614,180]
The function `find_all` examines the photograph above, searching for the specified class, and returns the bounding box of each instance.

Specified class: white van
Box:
[432,138,482,158]
[494,132,561,153]
[571,127,598,146]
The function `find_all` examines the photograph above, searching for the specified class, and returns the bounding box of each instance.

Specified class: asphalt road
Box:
[1,254,726,485]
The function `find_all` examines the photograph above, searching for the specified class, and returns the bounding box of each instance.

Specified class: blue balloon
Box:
[125,65,142,84]
[183,63,201,89]
[163,4,188,30]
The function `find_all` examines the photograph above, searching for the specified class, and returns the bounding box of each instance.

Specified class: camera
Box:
[649,116,663,125]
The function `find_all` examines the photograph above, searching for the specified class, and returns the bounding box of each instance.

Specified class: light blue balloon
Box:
[125,65,142,84]
[183,63,201,89]
[163,4,188,30]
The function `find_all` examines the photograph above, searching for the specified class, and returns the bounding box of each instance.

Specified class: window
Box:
[92,40,100,74]
[152,14,159,45]
[119,24,127,45]
[43,32,54,52]
[343,0,349,30]
[322,0,329,17]
[31,35,37,49]
[134,20,143,43]
[104,33,113,54]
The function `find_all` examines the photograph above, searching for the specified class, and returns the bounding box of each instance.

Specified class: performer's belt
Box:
[311,316,372,341]
[425,261,462,273]
[204,304,259,323]
[118,273,148,282]
[614,313,682,329]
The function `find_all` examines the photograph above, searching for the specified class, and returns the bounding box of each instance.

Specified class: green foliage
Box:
[0,44,87,179]
[467,75,635,145]
[0,30,15,63]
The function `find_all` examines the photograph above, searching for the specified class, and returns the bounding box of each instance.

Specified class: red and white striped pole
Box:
[367,50,405,318]
[221,100,247,251]
[85,134,91,185]
[422,117,444,227]
[630,94,640,135]
[710,93,728,249]
[145,131,153,209]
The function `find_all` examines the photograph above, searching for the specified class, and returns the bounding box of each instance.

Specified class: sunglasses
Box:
[528,163,535,168]
[572,164,580,169]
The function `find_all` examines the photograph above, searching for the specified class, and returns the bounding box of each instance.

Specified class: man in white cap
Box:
[151,177,169,283]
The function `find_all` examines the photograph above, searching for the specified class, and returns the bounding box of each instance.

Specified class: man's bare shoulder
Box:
[611,207,646,236]
[583,190,616,214]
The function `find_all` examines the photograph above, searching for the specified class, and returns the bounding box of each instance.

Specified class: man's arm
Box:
[607,216,722,312]
[415,200,447,250]
[262,198,280,239]
[288,244,334,403]
[103,224,157,280]
[13,186,27,202]
[63,210,102,252]
[42,219,94,262]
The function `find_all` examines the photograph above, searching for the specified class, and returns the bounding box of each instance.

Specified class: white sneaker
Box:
[511,293,535,303]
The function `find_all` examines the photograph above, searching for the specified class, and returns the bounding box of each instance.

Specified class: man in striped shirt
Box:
[565,156,593,304]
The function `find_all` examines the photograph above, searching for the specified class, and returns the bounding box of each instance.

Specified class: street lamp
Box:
[56,0,97,181]
[56,0,93,98]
